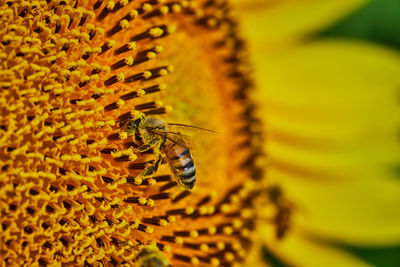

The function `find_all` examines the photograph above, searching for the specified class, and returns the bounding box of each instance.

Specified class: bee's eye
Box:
[133,119,141,127]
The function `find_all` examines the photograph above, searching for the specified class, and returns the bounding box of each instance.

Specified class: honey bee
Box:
[274,202,292,239]
[135,244,170,267]
[267,185,293,239]
[121,112,213,190]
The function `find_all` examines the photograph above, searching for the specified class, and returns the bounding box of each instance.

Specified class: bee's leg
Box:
[135,136,163,153]
[140,148,163,178]
[140,165,156,177]
[152,146,163,172]
[138,139,164,178]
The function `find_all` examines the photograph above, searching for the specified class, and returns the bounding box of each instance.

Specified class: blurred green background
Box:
[319,0,400,50]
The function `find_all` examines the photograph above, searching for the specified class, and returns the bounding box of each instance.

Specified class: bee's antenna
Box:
[167,123,217,133]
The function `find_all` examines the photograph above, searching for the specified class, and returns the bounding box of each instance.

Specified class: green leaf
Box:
[343,244,400,267]
[262,246,291,267]
[319,0,400,49]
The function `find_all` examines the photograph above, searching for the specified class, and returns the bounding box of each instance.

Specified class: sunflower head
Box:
[0,0,282,266]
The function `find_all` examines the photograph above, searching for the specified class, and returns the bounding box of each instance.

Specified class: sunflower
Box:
[231,0,400,266]
[0,0,272,266]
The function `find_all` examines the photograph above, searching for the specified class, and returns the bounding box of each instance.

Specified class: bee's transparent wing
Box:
[167,123,216,133]
[168,123,216,146]
[152,123,215,150]
[152,130,195,149]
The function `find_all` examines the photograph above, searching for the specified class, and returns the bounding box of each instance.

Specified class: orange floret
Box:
[0,0,278,266]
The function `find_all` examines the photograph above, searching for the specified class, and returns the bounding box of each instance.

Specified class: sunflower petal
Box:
[231,0,370,50]
[258,40,400,245]
[261,229,373,267]
[274,169,400,245]
[259,40,400,181]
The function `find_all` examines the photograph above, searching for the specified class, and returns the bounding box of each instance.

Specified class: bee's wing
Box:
[166,124,215,147]
[167,123,216,133]
[152,130,195,149]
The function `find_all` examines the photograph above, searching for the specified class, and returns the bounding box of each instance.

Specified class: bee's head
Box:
[139,256,166,267]
[131,118,142,129]
[122,113,145,135]
[135,244,169,267]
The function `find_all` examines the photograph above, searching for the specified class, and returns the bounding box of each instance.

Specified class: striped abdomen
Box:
[164,142,196,190]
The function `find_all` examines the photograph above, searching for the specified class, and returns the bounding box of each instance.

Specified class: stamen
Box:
[130,25,172,41]
[114,41,136,55]
[110,56,134,70]
[112,0,131,13]
[97,1,115,21]
[93,0,103,10]
[172,190,191,203]
[104,73,124,86]
[149,193,170,200]
[144,107,169,115]
[100,40,116,54]
[142,6,169,19]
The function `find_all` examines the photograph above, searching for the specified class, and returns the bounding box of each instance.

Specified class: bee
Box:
[274,202,292,239]
[163,131,197,190]
[267,185,293,239]
[121,112,213,190]
[135,244,170,267]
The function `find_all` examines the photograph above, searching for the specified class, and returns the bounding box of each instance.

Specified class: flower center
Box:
[0,1,267,266]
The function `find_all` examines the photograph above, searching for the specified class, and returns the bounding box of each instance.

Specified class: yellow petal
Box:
[231,0,369,50]
[260,40,400,181]
[261,228,373,267]
[257,40,400,245]
[275,171,400,245]
[245,240,269,267]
